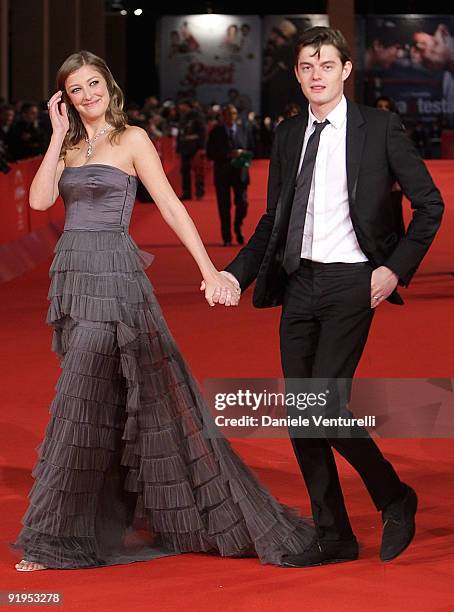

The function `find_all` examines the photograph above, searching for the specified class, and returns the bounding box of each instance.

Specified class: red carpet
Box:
[1,160,453,611]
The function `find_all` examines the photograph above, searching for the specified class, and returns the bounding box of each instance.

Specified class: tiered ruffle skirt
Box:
[12,229,314,568]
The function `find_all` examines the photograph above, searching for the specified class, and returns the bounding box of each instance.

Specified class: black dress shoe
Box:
[380,483,417,561]
[223,240,232,247]
[280,538,359,567]
[235,232,245,245]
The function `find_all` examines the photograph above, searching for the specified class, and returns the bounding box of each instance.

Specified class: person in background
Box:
[142,95,160,116]
[0,105,12,172]
[144,112,164,142]
[259,115,274,158]
[206,104,254,246]
[0,104,15,158]
[0,104,15,138]
[7,102,46,161]
[176,99,206,200]
[124,102,144,127]
[226,88,252,124]
[375,95,398,112]
[284,102,302,119]
[244,111,260,157]
[160,101,179,136]
[206,104,221,133]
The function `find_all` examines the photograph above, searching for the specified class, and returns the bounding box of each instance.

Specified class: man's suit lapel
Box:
[287,113,307,179]
[346,100,366,207]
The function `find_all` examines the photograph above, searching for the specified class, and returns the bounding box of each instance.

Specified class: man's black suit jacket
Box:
[206,123,253,185]
[225,100,444,307]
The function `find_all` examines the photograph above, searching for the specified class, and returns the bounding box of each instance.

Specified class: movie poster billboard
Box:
[262,15,329,118]
[158,15,261,117]
[361,15,454,138]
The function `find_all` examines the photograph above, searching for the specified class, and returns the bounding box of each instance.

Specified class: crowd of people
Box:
[0,93,300,246]
[121,94,299,161]
[0,101,51,172]
[0,90,439,247]
[0,90,440,245]
[0,93,297,173]
[1,90,443,177]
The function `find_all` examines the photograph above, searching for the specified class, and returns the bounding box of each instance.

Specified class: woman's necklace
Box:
[85,123,111,158]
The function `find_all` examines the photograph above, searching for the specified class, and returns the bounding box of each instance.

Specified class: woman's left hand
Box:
[200,271,241,307]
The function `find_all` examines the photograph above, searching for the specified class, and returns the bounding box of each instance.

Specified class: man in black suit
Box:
[221,27,444,566]
[206,105,254,246]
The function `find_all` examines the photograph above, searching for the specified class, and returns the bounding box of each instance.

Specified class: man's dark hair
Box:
[294,26,351,67]
[375,95,398,113]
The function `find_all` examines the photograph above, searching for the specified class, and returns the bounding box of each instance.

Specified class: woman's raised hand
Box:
[200,270,241,307]
[47,90,69,138]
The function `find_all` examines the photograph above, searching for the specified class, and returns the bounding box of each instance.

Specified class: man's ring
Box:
[373,296,379,300]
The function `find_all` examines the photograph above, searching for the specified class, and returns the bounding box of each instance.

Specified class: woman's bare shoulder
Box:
[120,125,156,166]
[121,124,150,145]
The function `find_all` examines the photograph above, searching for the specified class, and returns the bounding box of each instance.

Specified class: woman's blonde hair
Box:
[56,50,127,158]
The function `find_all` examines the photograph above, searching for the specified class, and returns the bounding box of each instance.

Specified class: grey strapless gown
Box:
[11,164,314,568]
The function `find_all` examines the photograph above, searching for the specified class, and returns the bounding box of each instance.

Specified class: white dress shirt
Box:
[298,95,368,263]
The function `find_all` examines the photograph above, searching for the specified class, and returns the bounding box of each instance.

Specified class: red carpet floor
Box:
[1,160,453,611]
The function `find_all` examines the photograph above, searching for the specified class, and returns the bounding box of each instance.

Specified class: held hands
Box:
[370,266,399,308]
[47,90,69,139]
[200,271,241,307]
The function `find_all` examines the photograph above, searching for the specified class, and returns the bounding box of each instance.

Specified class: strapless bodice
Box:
[59,164,138,231]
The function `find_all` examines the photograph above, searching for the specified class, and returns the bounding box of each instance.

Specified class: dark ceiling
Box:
[107,1,454,16]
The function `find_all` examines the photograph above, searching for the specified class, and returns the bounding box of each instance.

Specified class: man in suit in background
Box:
[206,104,254,246]
[221,27,444,567]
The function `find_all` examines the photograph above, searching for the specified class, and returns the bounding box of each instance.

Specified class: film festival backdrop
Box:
[158,14,262,116]
[360,14,454,154]
[158,14,328,117]
[158,13,454,148]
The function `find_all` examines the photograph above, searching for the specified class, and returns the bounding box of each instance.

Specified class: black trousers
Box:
[180,152,204,198]
[214,171,248,243]
[279,258,404,542]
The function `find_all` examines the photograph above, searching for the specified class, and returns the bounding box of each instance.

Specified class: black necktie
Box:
[282,119,330,275]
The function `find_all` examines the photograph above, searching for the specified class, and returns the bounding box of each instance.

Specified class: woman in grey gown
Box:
[12,51,314,571]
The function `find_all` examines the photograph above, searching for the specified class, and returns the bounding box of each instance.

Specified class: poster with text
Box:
[360,14,454,156]
[159,15,261,117]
